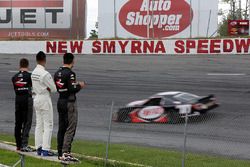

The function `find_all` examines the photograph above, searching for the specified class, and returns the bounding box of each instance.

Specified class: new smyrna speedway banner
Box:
[45,39,250,54]
[0,38,249,54]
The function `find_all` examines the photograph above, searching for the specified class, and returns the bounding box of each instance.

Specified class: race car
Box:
[113,92,219,124]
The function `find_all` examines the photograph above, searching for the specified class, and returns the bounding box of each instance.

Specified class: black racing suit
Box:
[54,67,81,156]
[12,71,33,149]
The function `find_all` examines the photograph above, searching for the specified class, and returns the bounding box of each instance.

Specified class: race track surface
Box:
[0,54,250,159]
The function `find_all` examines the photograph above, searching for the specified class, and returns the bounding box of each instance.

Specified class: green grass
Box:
[1,133,250,167]
[0,149,100,167]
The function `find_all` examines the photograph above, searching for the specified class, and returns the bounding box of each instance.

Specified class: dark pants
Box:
[15,95,33,148]
[57,99,78,156]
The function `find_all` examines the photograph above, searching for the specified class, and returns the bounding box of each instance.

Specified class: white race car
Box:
[113,92,219,124]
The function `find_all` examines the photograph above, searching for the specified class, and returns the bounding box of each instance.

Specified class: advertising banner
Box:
[0,0,86,39]
[98,0,218,39]
[0,38,249,54]
[228,20,249,36]
[45,39,250,54]
[119,0,193,38]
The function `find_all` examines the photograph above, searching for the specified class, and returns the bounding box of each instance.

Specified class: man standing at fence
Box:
[31,51,57,156]
[12,58,34,152]
[54,53,85,161]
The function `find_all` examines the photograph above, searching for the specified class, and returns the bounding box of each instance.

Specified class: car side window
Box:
[143,98,162,106]
[162,98,174,106]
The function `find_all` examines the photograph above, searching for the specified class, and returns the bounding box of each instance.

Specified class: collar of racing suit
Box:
[36,64,45,70]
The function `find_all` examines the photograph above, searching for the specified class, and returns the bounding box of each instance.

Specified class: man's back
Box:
[12,71,32,96]
[54,67,81,101]
[32,64,56,96]
[54,67,71,98]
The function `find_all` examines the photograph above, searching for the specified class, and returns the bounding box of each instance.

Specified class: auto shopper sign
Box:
[119,0,193,38]
[98,0,218,38]
[0,0,86,39]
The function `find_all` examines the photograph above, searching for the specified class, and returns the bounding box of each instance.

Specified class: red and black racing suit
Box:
[54,67,81,157]
[12,71,33,149]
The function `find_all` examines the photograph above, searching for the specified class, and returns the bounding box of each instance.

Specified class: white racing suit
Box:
[31,64,56,151]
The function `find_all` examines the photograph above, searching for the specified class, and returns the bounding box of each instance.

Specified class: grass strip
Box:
[1,133,250,167]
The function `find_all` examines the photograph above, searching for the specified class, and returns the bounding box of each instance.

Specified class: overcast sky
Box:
[86,0,248,37]
[87,0,98,37]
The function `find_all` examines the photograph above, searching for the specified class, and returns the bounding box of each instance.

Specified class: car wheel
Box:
[199,110,208,114]
[118,108,132,123]
[123,116,131,123]
[167,111,180,124]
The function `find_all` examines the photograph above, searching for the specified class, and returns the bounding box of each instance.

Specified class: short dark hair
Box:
[20,58,29,68]
[36,51,46,62]
[63,53,74,64]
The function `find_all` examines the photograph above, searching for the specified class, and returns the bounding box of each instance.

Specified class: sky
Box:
[86,0,248,37]
[86,0,98,37]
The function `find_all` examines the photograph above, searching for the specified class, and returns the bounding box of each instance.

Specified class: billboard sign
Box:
[119,0,193,38]
[228,20,249,36]
[98,0,219,39]
[0,0,86,39]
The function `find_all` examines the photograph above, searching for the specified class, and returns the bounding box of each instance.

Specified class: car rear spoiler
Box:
[198,94,215,103]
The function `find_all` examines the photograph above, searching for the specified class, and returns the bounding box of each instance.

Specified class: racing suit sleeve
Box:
[68,72,81,94]
[28,73,32,87]
[11,76,15,89]
[43,73,57,93]
[28,73,32,95]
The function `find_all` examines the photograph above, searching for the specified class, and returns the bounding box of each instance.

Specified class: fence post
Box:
[22,15,25,29]
[249,0,250,36]
[113,0,117,38]
[70,14,72,39]
[176,105,191,167]
[206,10,212,37]
[20,154,25,167]
[197,0,200,37]
[11,0,13,30]
[147,0,149,39]
[76,0,79,39]
[182,112,188,167]
[151,0,155,39]
[189,0,192,38]
[105,101,114,167]
[44,0,47,37]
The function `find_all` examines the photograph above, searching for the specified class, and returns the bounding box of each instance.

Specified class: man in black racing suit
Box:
[54,53,85,161]
[12,58,33,152]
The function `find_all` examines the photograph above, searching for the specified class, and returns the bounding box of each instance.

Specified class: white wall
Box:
[98,0,115,38]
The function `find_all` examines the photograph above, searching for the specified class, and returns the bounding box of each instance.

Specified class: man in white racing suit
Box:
[31,51,57,156]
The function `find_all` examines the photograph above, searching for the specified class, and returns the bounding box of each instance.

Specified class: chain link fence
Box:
[77,97,250,167]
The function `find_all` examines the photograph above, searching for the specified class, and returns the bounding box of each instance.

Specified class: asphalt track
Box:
[0,54,250,160]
